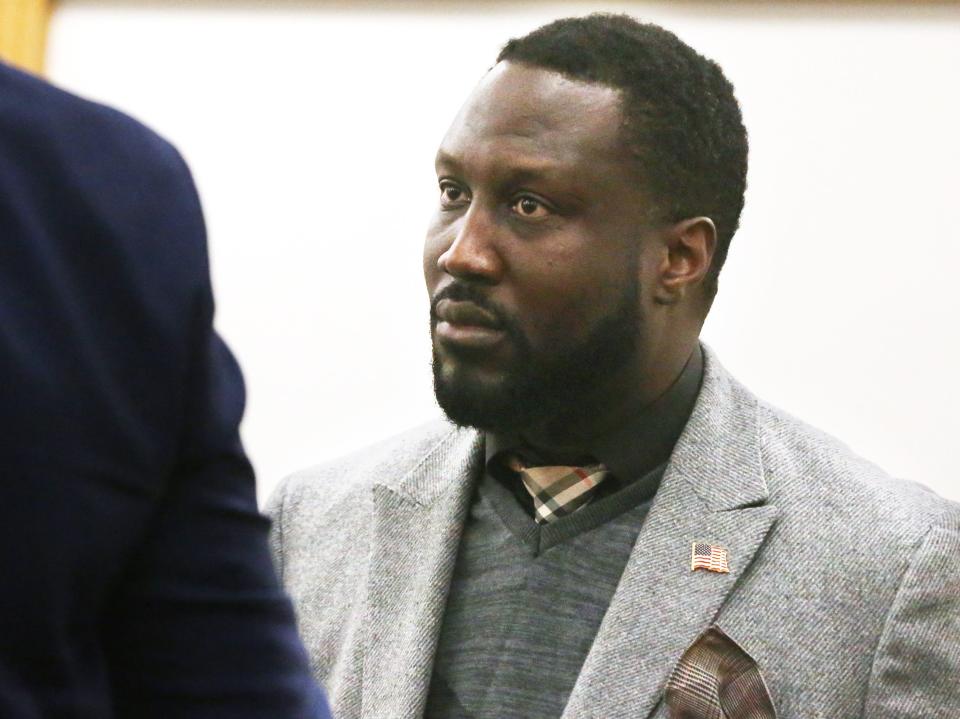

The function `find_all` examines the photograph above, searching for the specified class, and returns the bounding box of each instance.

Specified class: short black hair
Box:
[498,14,748,299]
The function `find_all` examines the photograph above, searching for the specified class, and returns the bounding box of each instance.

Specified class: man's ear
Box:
[653,216,717,305]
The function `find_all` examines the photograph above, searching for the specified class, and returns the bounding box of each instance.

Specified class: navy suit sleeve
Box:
[101,149,329,719]
[0,62,329,719]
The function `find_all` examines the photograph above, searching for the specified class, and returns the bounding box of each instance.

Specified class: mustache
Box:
[430,283,516,335]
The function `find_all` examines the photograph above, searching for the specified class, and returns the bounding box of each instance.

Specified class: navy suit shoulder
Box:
[0,63,328,718]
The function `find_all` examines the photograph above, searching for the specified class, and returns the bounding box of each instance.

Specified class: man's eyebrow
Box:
[505,165,565,184]
[434,149,461,172]
[434,150,570,183]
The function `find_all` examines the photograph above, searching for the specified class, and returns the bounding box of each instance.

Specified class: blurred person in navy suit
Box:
[0,61,330,719]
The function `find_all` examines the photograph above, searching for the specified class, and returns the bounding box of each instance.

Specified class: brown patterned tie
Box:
[665,626,777,719]
[506,455,609,524]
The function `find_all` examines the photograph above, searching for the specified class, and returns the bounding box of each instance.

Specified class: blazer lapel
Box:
[563,349,779,719]
[361,426,482,719]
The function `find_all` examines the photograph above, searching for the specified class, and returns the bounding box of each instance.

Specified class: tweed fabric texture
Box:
[267,345,960,719]
[665,626,775,719]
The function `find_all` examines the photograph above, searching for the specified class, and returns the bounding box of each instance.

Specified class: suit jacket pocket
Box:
[664,625,776,719]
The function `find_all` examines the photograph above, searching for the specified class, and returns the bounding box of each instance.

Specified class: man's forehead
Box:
[437,62,626,165]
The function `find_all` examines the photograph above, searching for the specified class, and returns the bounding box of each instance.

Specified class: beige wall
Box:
[0,0,51,73]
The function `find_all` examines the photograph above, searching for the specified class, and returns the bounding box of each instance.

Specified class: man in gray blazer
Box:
[268,15,960,719]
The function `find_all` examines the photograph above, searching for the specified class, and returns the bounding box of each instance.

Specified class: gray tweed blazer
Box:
[267,347,960,719]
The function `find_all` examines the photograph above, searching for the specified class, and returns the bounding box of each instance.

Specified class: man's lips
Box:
[435,299,502,329]
[434,299,505,348]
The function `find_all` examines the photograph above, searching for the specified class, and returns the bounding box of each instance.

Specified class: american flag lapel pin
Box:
[691,541,730,573]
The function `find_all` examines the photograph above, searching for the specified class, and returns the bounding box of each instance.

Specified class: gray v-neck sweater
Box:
[424,347,702,718]
[424,462,665,719]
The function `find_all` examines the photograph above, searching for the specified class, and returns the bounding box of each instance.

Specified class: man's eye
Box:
[511,195,550,219]
[439,182,469,207]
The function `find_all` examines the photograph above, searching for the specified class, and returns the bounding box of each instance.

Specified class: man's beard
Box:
[430,277,641,436]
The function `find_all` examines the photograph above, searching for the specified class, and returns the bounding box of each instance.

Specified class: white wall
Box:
[47,2,960,502]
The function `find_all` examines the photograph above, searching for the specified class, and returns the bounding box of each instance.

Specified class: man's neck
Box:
[485,342,704,489]
[517,341,701,455]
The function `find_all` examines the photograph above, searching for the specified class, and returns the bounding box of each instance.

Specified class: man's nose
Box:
[437,204,504,284]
